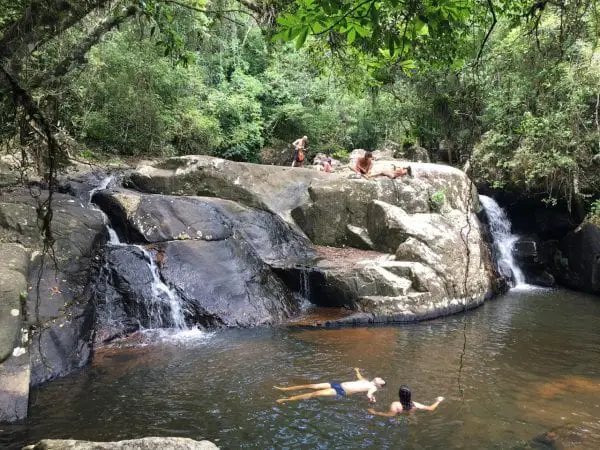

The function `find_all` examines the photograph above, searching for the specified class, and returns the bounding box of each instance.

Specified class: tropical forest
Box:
[2,1,600,448]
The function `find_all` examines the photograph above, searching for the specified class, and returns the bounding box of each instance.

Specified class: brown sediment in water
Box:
[536,375,600,399]
[290,327,398,365]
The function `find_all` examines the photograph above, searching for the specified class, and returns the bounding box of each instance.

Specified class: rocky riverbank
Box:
[1,154,498,423]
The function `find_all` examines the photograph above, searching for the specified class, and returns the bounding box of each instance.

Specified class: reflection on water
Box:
[2,288,600,449]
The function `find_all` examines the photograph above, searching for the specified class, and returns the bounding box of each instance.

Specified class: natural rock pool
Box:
[3,287,600,449]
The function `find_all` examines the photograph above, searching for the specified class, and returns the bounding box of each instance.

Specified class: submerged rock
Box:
[22,437,218,449]
[531,421,600,449]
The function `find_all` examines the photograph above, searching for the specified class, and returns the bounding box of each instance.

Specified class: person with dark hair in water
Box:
[275,368,386,404]
[368,385,444,416]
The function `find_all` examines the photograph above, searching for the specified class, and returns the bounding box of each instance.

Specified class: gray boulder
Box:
[0,243,30,423]
[126,157,493,322]
[92,190,307,336]
[0,189,105,386]
[126,155,327,225]
[551,222,600,295]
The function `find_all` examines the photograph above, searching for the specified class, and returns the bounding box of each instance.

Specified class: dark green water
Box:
[3,287,600,449]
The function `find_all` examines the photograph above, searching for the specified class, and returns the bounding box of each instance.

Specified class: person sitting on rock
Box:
[275,368,385,404]
[352,151,373,178]
[291,136,308,168]
[322,156,333,173]
[368,385,444,416]
[371,164,413,179]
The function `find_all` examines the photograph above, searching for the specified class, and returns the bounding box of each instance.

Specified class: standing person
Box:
[368,385,444,416]
[291,136,308,167]
[352,150,374,178]
[275,368,386,404]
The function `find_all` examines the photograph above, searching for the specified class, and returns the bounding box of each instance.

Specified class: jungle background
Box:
[1,0,600,221]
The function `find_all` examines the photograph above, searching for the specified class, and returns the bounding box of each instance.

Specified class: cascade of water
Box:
[299,268,311,300]
[88,176,187,330]
[479,195,526,286]
[88,175,114,204]
[135,245,187,329]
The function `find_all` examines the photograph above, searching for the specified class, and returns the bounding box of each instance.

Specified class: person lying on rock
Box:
[351,151,373,178]
[275,368,385,404]
[368,385,444,416]
[371,164,413,179]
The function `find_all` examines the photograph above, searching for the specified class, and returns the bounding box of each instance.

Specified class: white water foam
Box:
[135,245,187,330]
[479,195,527,287]
[140,327,213,345]
[88,175,114,204]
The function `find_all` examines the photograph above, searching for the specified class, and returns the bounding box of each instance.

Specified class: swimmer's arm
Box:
[414,397,444,411]
[354,367,365,380]
[366,386,377,403]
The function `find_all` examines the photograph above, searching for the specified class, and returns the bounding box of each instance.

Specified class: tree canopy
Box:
[2,0,600,217]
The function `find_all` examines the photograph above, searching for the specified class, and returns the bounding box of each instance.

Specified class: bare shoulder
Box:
[390,401,403,413]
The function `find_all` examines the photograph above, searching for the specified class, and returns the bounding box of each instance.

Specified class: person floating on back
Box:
[351,150,373,178]
[368,385,444,416]
[291,136,308,168]
[275,368,386,404]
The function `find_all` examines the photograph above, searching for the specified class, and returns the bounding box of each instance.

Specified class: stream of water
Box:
[480,195,526,287]
[3,288,600,449]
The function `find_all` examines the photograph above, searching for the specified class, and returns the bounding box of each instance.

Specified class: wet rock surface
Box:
[0,244,30,422]
[551,223,600,295]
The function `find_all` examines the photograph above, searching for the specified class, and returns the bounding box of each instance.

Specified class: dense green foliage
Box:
[51,11,407,161]
[2,0,600,213]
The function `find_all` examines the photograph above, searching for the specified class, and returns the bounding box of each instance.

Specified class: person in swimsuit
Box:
[274,368,386,404]
[291,136,308,167]
[368,385,444,416]
[371,164,413,179]
[352,151,373,178]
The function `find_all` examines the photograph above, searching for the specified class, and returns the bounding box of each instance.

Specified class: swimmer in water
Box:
[368,385,444,416]
[275,368,386,404]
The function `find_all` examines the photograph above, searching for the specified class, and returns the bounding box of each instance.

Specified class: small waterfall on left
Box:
[89,176,189,340]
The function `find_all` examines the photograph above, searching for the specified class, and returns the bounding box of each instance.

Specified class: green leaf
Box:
[347,28,356,44]
[388,35,395,57]
[296,27,309,49]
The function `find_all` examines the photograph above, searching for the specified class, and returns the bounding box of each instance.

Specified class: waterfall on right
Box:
[479,195,526,287]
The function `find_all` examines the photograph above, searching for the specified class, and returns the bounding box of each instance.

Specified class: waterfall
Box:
[299,268,311,301]
[88,175,114,204]
[135,245,187,330]
[90,177,188,331]
[479,195,526,287]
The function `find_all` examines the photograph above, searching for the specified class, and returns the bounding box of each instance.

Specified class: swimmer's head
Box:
[399,385,412,409]
[372,377,386,387]
[364,151,373,159]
